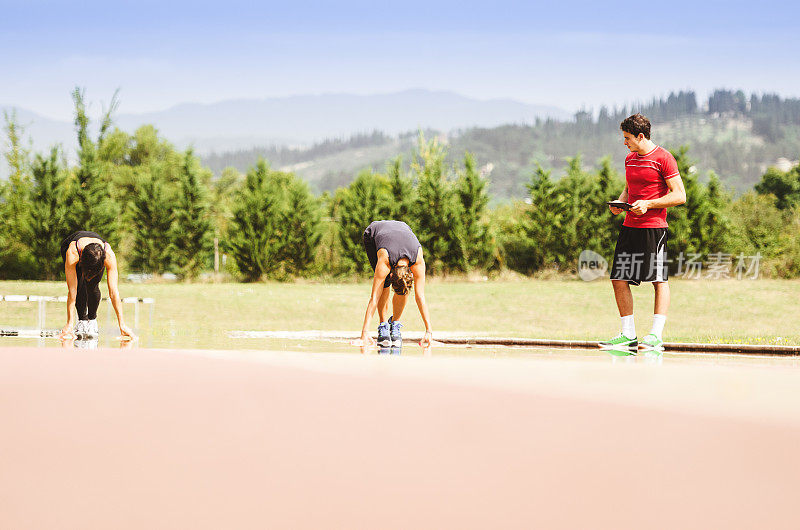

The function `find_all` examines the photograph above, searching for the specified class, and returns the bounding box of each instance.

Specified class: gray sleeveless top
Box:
[365,220,421,267]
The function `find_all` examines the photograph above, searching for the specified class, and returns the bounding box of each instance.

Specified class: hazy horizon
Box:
[4,88,572,122]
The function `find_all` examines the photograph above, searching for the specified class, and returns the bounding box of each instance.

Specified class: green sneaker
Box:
[640,333,664,353]
[606,348,637,357]
[599,333,637,352]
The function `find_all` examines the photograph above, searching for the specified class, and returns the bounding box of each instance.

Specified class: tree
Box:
[701,172,731,252]
[665,145,705,260]
[386,156,415,220]
[775,208,800,277]
[70,88,121,244]
[210,167,242,237]
[25,148,72,280]
[226,160,289,281]
[556,156,596,265]
[2,111,31,226]
[169,149,214,278]
[128,170,175,274]
[666,146,730,264]
[499,156,624,274]
[589,157,625,254]
[333,170,393,274]
[755,164,800,210]
[493,201,538,274]
[728,192,784,258]
[281,178,322,275]
[455,152,494,269]
[0,112,34,278]
[708,89,747,114]
[521,163,563,270]
[411,133,466,273]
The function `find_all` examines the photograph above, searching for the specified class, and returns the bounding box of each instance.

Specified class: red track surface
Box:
[1,346,799,529]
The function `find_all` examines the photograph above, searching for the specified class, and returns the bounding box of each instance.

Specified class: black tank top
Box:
[61,230,108,260]
[364,220,421,268]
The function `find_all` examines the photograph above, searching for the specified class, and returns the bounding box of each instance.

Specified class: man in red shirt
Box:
[600,114,686,354]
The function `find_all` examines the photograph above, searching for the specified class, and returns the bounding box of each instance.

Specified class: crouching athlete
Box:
[59,230,135,340]
[360,220,432,347]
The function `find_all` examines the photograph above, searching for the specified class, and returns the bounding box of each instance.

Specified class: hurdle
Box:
[0,328,60,338]
[0,294,155,333]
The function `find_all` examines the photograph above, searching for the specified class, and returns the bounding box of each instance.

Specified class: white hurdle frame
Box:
[0,294,155,331]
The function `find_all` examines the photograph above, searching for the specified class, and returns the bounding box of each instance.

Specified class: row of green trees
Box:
[493,147,800,277]
[222,134,495,280]
[2,92,800,281]
[1,90,215,280]
[1,96,495,280]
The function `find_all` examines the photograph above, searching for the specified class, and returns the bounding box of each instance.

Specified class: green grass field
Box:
[1,278,798,345]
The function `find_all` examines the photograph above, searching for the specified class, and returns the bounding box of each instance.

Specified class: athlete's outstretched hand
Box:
[58,324,75,339]
[118,324,137,341]
[360,330,375,347]
[419,330,433,347]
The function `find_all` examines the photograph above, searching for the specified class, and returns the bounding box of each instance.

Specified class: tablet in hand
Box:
[607,201,632,211]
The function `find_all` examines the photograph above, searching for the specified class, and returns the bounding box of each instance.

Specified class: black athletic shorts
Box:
[363,232,392,288]
[609,226,668,286]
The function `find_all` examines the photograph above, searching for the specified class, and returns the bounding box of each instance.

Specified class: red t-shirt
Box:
[623,145,680,228]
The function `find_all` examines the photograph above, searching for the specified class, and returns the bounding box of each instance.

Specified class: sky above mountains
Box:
[1,0,798,120]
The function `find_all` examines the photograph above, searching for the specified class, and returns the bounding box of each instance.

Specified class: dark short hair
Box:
[391,265,414,295]
[80,243,106,280]
[620,113,651,139]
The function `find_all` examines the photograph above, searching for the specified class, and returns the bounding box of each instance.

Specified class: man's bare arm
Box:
[645,176,686,208]
[630,176,686,215]
[609,186,629,215]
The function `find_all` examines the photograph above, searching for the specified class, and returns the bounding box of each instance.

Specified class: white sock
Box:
[380,320,389,326]
[650,314,667,339]
[621,315,636,339]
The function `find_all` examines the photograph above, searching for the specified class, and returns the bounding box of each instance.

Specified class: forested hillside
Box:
[203,90,800,197]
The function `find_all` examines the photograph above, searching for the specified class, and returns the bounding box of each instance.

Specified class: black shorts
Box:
[609,226,668,286]
[363,232,391,288]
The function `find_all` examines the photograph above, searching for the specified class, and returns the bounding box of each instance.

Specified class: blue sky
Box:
[1,0,798,119]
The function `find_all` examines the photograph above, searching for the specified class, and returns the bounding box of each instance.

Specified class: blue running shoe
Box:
[389,316,403,344]
[377,321,391,346]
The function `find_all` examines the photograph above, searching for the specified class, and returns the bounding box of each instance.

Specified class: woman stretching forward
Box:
[360,220,432,347]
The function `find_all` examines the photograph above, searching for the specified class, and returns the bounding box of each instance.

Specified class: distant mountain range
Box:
[202,89,800,198]
[1,89,570,155]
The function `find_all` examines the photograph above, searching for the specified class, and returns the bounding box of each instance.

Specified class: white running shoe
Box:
[84,319,99,338]
[75,338,99,349]
[74,320,87,339]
